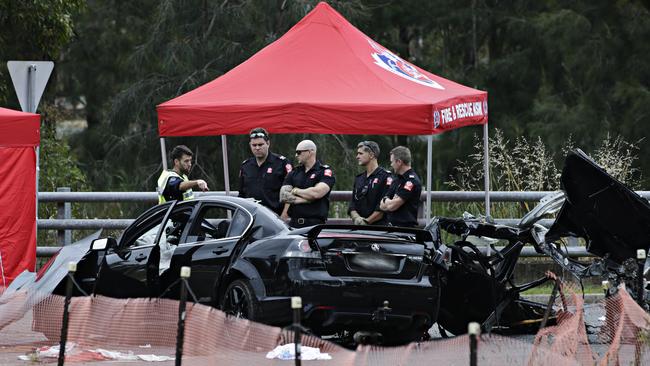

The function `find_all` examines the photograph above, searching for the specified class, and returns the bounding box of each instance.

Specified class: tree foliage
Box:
[0,0,84,105]
[3,0,649,201]
[64,0,370,195]
[0,0,89,228]
[38,105,89,218]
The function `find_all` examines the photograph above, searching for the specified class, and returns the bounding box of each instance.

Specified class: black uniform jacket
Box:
[239,152,293,214]
[283,160,336,221]
[349,167,391,225]
[384,168,422,227]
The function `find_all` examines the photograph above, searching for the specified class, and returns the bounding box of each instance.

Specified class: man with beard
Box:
[239,127,292,218]
[349,141,391,225]
[157,145,209,204]
[280,140,336,228]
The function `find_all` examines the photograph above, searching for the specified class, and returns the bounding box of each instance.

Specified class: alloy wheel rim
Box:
[226,285,248,318]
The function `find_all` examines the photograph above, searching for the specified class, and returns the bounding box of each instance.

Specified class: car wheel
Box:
[220,279,259,320]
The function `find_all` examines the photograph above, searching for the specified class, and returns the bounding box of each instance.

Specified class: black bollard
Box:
[468,322,479,366]
[58,262,76,366]
[175,266,191,366]
[637,250,646,309]
[291,296,302,366]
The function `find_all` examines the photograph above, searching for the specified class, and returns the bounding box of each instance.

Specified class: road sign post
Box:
[7,61,54,225]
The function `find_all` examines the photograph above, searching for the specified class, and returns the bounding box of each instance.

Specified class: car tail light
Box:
[315,305,335,310]
[283,240,321,258]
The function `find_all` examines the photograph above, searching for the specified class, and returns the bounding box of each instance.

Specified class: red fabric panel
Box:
[0,107,40,147]
[157,2,487,137]
[0,147,36,286]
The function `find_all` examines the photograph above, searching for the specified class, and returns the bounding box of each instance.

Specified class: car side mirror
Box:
[91,237,117,251]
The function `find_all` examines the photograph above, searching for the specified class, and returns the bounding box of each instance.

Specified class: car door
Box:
[169,202,253,304]
[96,202,195,298]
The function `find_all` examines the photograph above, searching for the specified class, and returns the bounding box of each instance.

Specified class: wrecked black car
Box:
[427,213,558,336]
[16,196,446,345]
[430,148,650,335]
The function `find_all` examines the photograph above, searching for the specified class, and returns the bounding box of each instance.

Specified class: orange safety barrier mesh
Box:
[2,274,650,365]
[530,275,596,365]
[598,284,650,366]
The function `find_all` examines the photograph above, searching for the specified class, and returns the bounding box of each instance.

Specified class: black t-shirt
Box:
[349,167,391,225]
[283,160,336,221]
[162,176,184,202]
[383,168,422,227]
[239,153,292,214]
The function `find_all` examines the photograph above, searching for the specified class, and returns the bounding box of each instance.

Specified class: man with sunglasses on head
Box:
[379,146,422,227]
[239,127,293,218]
[280,140,336,228]
[349,141,391,225]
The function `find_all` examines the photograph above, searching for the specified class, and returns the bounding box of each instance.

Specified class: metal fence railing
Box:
[36,190,650,258]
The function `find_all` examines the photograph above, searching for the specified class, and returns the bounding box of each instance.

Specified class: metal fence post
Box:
[634,252,645,366]
[175,266,191,366]
[637,249,646,308]
[58,262,76,366]
[291,296,302,366]
[468,322,479,366]
[56,187,71,246]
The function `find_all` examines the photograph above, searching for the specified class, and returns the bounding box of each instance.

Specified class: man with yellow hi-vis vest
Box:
[157,145,209,204]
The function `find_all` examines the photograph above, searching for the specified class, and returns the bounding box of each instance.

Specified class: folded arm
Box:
[380,195,405,212]
[292,182,330,201]
[280,185,311,204]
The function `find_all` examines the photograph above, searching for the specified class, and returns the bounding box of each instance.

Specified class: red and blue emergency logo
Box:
[368,39,444,90]
[433,110,441,128]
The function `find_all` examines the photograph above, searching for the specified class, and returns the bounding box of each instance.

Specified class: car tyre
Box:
[220,279,260,321]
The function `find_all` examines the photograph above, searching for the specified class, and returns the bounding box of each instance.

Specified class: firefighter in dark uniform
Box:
[349,141,391,225]
[280,140,336,228]
[157,145,209,204]
[238,128,292,217]
[380,146,422,227]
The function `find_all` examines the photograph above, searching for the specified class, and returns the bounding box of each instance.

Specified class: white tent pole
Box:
[160,137,168,170]
[483,122,490,218]
[221,135,231,195]
[426,135,433,222]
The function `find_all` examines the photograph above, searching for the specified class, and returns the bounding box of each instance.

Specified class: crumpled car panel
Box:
[547,149,650,263]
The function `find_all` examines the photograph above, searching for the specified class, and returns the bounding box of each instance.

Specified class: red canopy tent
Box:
[0,107,40,287]
[158,2,486,135]
[157,2,490,218]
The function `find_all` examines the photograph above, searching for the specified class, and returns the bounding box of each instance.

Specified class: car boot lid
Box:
[547,149,650,263]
